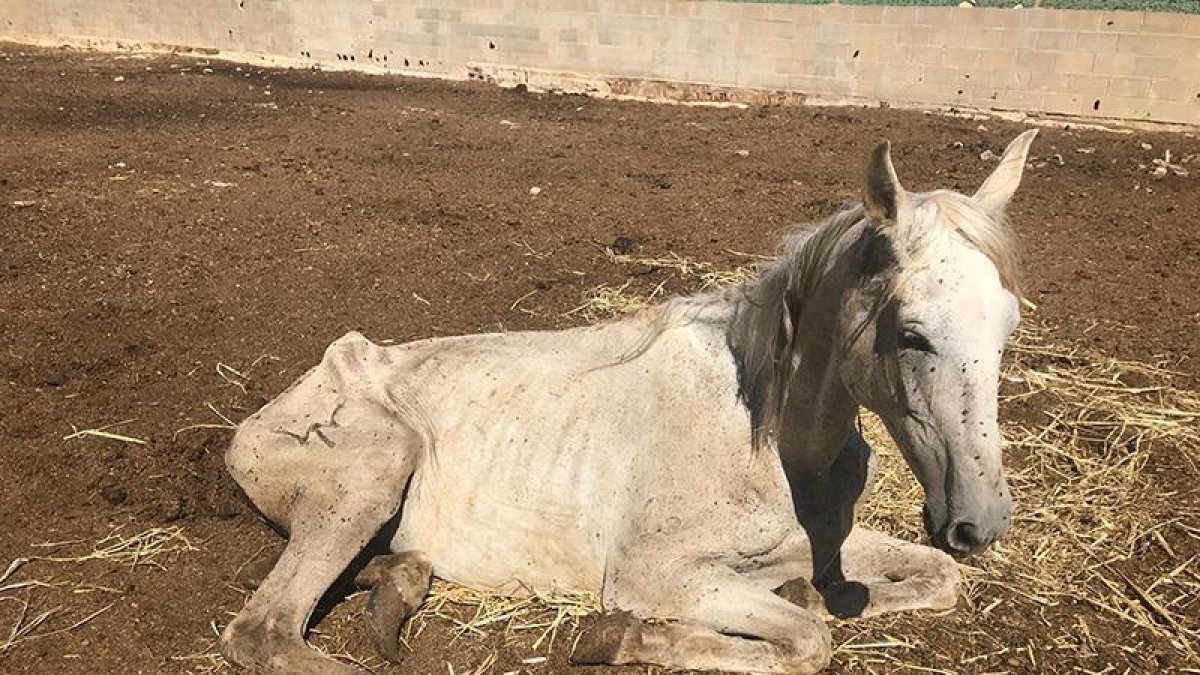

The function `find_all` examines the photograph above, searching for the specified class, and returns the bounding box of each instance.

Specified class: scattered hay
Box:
[566,279,665,322]
[62,419,147,445]
[26,525,197,570]
[0,594,114,653]
[409,580,599,654]
[604,248,757,289]
[1,526,197,660]
[173,402,239,440]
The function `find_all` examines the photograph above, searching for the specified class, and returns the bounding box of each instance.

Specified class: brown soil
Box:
[1,44,1198,674]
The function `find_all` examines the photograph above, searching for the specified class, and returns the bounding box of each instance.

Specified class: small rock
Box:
[1075,147,1096,154]
[99,486,128,506]
[12,200,37,208]
[202,67,213,74]
[735,149,750,157]
[529,186,542,196]
[976,124,988,131]
[159,498,186,522]
[951,141,964,149]
[1152,166,1168,179]
[980,149,997,161]
[611,236,637,255]
[44,370,68,387]
[1050,154,1064,166]
[113,75,125,82]
[1140,142,1153,150]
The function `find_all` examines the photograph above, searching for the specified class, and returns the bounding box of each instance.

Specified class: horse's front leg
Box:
[574,560,831,674]
[822,527,960,618]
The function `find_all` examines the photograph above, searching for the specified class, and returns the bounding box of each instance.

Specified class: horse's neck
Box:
[776,321,858,477]
[779,240,864,477]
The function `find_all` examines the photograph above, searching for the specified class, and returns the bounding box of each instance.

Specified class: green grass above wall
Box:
[716,0,1200,11]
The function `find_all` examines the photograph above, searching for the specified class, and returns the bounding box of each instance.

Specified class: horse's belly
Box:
[390,460,608,596]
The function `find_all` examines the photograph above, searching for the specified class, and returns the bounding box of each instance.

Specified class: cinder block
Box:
[1107,76,1150,98]
[996,89,1044,111]
[978,48,1019,72]
[984,27,1041,51]
[1015,49,1057,72]
[844,5,885,25]
[414,7,462,22]
[1042,91,1087,116]
[769,3,826,24]
[902,25,945,46]
[1134,56,1178,79]
[1092,52,1139,77]
[1097,11,1143,34]
[1034,30,1077,52]
[941,46,982,69]
[1094,95,1153,119]
[1055,51,1095,74]
[909,44,946,67]
[1116,33,1194,57]
[990,68,1030,89]
[1025,9,1101,32]
[880,5,918,28]
[1028,69,1069,92]
[923,65,972,87]
[859,43,912,65]
[1066,72,1109,93]
[1148,80,1191,102]
[1185,15,1200,38]
[1140,11,1185,35]
[621,0,670,17]
[1074,32,1119,53]
[1151,100,1200,125]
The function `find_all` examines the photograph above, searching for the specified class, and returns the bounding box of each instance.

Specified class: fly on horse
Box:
[219,131,1037,674]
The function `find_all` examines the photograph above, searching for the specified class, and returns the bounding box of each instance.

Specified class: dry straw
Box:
[2,526,197,656]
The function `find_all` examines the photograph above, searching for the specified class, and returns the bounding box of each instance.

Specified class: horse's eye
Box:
[899,328,934,353]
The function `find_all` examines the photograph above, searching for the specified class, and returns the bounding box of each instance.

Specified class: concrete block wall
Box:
[2,0,1198,126]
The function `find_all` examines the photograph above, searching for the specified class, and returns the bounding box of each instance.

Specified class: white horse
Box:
[219,131,1037,675]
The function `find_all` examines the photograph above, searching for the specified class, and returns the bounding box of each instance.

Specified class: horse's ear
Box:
[863,141,908,231]
[973,129,1038,216]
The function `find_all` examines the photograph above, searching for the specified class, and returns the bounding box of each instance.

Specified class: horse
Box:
[218,130,1037,675]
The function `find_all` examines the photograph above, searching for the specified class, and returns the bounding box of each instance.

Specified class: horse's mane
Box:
[734,191,1021,451]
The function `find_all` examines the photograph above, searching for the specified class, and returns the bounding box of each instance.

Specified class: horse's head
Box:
[839,131,1036,556]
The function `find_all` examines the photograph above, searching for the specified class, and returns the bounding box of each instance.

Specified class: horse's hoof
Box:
[820,581,870,619]
[362,551,432,663]
[571,611,639,665]
[364,581,409,663]
[774,578,825,613]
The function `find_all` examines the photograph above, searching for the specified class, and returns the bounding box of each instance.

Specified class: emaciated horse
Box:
[219,131,1037,674]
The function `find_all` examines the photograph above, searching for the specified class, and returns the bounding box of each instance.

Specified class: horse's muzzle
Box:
[923,504,1007,557]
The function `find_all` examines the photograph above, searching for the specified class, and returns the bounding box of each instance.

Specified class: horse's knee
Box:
[220,615,365,675]
[218,611,291,672]
[922,548,960,608]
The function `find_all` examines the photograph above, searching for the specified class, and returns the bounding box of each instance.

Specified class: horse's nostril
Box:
[947,521,985,553]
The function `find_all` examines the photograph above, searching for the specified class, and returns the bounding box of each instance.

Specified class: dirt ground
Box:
[2,44,1198,674]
